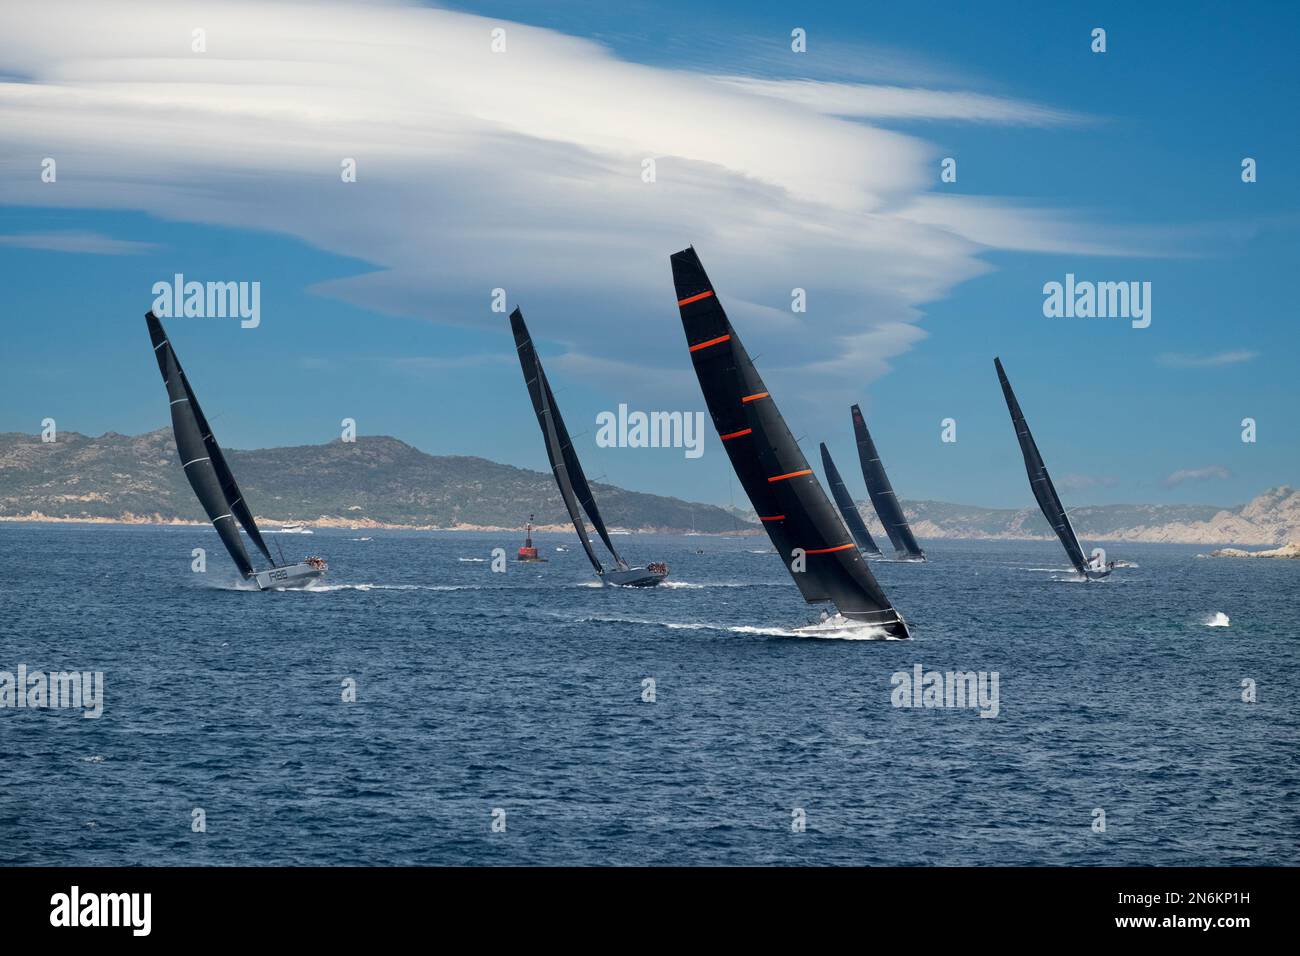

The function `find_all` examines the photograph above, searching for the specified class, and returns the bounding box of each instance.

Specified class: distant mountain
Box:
[1,429,1294,544]
[0,429,750,533]
[898,488,1300,545]
[736,489,1300,546]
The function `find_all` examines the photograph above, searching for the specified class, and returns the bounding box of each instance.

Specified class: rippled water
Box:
[1,523,1295,865]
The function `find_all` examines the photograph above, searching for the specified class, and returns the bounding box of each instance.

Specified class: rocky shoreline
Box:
[1208,542,1300,559]
[0,511,756,536]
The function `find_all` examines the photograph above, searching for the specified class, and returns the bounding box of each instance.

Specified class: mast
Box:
[851,405,925,559]
[510,308,609,576]
[994,357,1090,575]
[820,443,884,557]
[146,312,257,578]
[671,247,908,637]
[537,364,605,576]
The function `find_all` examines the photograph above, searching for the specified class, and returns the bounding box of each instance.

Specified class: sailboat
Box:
[994,357,1111,580]
[671,247,909,638]
[819,443,884,557]
[852,405,926,561]
[509,307,667,587]
[146,313,326,589]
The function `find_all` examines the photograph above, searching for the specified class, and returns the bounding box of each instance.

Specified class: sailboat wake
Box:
[303,582,493,593]
[574,613,899,640]
[213,581,495,593]
[786,614,901,640]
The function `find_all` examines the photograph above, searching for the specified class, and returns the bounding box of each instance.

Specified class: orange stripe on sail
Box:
[767,469,812,483]
[719,428,752,441]
[759,515,785,522]
[804,543,856,555]
[677,290,715,307]
[689,334,731,353]
[741,392,769,404]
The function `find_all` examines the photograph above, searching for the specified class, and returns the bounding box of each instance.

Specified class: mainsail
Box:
[994,357,1090,575]
[146,312,273,577]
[852,405,925,559]
[819,443,883,557]
[510,307,625,574]
[671,246,908,637]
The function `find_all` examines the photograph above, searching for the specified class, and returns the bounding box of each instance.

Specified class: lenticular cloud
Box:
[0,0,1129,396]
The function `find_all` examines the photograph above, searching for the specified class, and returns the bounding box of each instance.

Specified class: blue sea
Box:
[1,522,1295,866]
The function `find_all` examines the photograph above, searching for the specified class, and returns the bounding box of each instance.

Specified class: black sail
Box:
[820,443,883,556]
[510,308,620,574]
[851,405,925,559]
[671,247,908,637]
[185,371,275,568]
[994,357,1089,575]
[146,312,256,578]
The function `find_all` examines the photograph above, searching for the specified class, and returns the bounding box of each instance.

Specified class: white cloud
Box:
[710,77,1086,125]
[0,230,156,255]
[0,0,1171,405]
[1163,466,1232,487]
[1157,350,1258,368]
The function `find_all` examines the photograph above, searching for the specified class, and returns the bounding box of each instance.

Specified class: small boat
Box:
[995,357,1111,580]
[509,309,666,587]
[278,523,313,535]
[146,312,326,590]
[671,246,908,637]
[516,514,548,563]
[851,406,925,561]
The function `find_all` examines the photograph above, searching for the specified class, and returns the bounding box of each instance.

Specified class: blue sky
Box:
[1,0,1296,509]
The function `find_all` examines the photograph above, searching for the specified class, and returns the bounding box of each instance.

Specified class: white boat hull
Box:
[252,563,325,590]
[601,567,667,587]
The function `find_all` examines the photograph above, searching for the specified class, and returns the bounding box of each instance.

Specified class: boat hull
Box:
[601,567,667,587]
[839,609,912,639]
[252,563,325,590]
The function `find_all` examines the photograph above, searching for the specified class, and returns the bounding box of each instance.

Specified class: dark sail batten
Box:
[146,313,256,579]
[671,246,908,635]
[994,357,1090,575]
[851,405,925,559]
[820,443,884,556]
